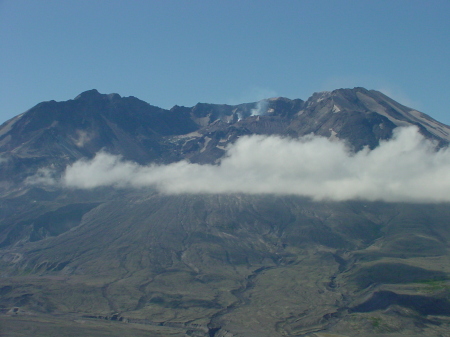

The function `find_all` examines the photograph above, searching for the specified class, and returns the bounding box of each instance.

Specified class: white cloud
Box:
[34,126,450,203]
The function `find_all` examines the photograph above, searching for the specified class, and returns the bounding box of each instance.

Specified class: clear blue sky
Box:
[1,0,450,125]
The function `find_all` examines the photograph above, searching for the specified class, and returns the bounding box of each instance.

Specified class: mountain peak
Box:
[332,86,369,94]
[308,87,370,100]
[74,89,102,100]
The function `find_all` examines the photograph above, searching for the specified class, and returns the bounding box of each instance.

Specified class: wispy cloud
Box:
[25,167,58,186]
[30,127,450,203]
[377,86,421,110]
[73,130,95,147]
[227,86,278,105]
[250,99,269,116]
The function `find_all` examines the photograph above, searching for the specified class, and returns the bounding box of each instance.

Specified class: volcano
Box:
[1,88,450,337]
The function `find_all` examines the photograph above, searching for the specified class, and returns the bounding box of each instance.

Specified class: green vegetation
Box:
[369,316,382,328]
[417,279,450,293]
[351,263,448,289]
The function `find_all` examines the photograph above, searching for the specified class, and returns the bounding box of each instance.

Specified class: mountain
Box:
[1,88,450,337]
[2,87,449,186]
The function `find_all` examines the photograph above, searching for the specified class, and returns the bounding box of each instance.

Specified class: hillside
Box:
[1,88,450,336]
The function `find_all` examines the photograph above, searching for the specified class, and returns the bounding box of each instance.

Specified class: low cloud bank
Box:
[35,126,450,202]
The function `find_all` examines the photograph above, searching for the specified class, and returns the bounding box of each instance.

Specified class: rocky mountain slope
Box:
[2,87,449,186]
[1,88,450,336]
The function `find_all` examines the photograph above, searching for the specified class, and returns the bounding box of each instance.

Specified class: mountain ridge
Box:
[2,87,449,186]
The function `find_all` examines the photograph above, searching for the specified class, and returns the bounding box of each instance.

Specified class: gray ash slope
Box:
[1,88,450,337]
